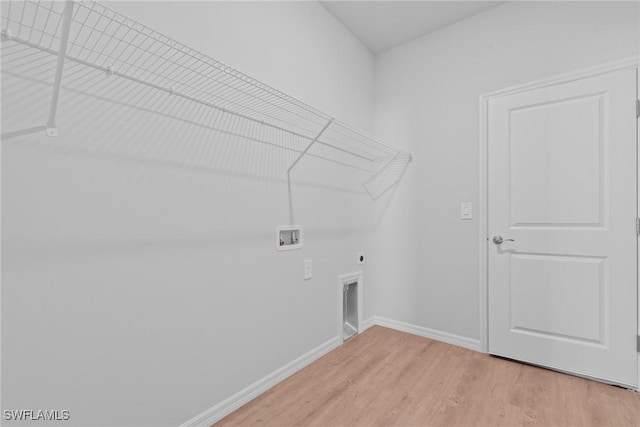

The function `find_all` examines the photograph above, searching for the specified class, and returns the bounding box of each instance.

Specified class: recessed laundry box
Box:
[338,272,363,342]
[343,281,358,340]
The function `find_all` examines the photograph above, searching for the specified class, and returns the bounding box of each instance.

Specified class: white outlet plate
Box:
[304,259,312,280]
[357,251,365,265]
[460,202,472,220]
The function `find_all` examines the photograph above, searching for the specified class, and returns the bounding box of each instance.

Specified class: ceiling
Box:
[321,1,505,54]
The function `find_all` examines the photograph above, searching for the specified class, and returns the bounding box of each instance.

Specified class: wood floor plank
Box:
[215,326,640,427]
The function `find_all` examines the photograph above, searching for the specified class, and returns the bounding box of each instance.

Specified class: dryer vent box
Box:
[343,281,359,341]
[276,225,303,251]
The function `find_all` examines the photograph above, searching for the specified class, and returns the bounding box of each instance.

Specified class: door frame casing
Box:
[477,56,640,388]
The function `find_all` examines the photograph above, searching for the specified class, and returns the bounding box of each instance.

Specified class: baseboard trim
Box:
[181,336,341,427]
[367,316,481,352]
[183,317,480,425]
[361,316,376,332]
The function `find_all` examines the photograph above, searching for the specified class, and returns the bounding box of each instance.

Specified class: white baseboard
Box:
[365,316,481,352]
[360,316,376,332]
[181,336,341,427]
[182,317,480,426]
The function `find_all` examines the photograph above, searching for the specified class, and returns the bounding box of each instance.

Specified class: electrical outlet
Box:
[357,251,365,265]
[304,259,312,280]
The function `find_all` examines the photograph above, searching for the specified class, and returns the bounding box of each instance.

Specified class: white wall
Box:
[5,1,639,425]
[373,1,640,340]
[1,2,375,426]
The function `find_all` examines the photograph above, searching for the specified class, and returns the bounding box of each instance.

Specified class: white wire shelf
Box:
[1,0,412,199]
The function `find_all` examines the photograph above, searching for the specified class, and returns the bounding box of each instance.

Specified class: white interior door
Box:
[487,68,638,387]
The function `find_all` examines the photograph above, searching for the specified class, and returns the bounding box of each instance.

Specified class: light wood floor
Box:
[215,326,640,427]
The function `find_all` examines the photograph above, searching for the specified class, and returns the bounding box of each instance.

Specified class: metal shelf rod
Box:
[287,118,334,173]
[45,0,74,137]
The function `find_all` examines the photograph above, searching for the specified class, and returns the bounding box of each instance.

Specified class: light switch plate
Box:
[304,259,312,280]
[460,202,472,220]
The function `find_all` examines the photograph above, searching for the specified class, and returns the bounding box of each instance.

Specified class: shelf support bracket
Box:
[287,118,334,174]
[45,0,75,137]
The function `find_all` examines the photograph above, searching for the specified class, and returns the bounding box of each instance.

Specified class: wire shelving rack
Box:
[1,0,412,199]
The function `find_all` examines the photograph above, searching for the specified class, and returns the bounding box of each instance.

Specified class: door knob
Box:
[493,235,515,245]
